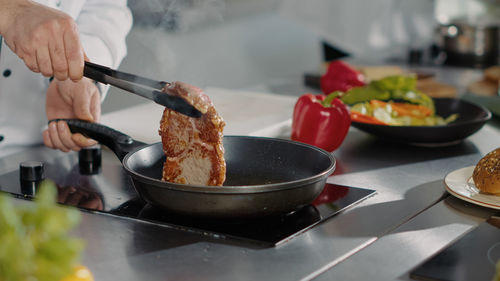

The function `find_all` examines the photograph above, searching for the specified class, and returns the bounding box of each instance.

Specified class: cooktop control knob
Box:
[20,161,45,182]
[79,144,102,175]
[19,161,45,196]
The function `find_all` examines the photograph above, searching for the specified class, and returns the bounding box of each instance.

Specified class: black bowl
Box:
[350,98,492,145]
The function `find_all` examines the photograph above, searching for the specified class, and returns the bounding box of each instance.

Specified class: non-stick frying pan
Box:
[61,119,336,219]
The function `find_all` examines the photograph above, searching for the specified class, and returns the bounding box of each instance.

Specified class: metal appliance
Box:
[0,145,375,246]
[436,20,499,68]
[410,215,500,281]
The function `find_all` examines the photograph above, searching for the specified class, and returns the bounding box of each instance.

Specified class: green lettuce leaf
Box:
[340,75,435,112]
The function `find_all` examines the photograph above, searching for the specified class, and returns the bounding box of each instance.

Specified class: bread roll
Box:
[354,65,403,82]
[416,78,457,98]
[466,79,498,97]
[484,66,500,83]
[472,148,500,195]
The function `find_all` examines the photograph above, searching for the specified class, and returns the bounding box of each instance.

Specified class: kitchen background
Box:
[101,0,500,113]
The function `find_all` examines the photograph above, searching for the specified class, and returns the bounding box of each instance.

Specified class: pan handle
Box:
[50,119,147,161]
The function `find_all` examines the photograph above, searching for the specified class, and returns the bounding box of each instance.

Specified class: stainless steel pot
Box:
[437,20,499,67]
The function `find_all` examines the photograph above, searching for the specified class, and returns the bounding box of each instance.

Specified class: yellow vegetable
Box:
[493,259,500,281]
[60,265,94,281]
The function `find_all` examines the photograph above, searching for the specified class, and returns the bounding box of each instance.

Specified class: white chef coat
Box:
[0,0,132,157]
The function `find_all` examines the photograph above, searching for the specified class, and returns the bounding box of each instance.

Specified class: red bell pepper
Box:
[320,60,366,94]
[291,93,350,152]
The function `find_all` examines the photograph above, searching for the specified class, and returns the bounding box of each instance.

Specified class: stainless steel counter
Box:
[317,127,499,280]
[72,119,498,281]
[4,67,500,281]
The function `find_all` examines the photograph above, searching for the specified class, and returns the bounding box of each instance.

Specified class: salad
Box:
[324,68,458,126]
[350,99,458,126]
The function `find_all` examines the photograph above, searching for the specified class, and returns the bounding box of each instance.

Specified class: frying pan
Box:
[351,98,492,145]
[61,119,336,219]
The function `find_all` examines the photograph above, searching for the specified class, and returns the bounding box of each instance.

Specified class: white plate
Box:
[445,166,500,209]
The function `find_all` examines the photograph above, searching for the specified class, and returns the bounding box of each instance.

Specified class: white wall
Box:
[102,3,322,113]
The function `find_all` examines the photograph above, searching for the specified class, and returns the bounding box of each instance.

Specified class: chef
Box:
[0,0,132,157]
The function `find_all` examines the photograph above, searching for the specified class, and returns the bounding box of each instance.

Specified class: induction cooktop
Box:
[0,146,376,246]
[410,215,500,281]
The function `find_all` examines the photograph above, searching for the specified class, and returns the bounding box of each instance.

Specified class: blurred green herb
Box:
[0,181,83,281]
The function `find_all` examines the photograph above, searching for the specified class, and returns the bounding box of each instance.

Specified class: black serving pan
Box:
[351,98,492,145]
[61,119,336,219]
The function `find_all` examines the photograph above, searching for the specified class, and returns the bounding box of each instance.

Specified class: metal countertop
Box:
[71,120,498,281]
[3,66,499,281]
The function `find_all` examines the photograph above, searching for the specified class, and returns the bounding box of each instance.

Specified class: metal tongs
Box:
[83,61,202,118]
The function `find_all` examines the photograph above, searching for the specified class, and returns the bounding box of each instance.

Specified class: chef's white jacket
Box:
[0,0,132,157]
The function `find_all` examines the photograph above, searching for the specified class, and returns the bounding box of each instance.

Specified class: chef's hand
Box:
[44,78,100,152]
[0,0,85,81]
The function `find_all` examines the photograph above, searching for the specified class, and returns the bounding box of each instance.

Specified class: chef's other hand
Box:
[0,0,85,81]
[57,185,104,211]
[44,78,100,152]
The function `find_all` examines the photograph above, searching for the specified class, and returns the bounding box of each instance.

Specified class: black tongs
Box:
[83,61,202,118]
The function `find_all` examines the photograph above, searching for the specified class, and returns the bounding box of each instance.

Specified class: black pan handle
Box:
[50,119,147,161]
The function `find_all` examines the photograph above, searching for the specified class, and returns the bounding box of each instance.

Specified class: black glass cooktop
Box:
[410,216,500,281]
[0,148,376,246]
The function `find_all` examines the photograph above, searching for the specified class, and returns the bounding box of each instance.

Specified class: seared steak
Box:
[158,81,226,186]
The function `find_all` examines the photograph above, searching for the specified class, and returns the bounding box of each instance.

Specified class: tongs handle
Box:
[83,62,202,118]
[84,61,166,90]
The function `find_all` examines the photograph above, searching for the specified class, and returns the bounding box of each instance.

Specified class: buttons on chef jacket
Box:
[3,69,11,77]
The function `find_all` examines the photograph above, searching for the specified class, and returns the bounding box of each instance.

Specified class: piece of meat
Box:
[158,81,226,186]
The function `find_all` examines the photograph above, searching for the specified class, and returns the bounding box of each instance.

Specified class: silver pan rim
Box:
[122,136,336,194]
